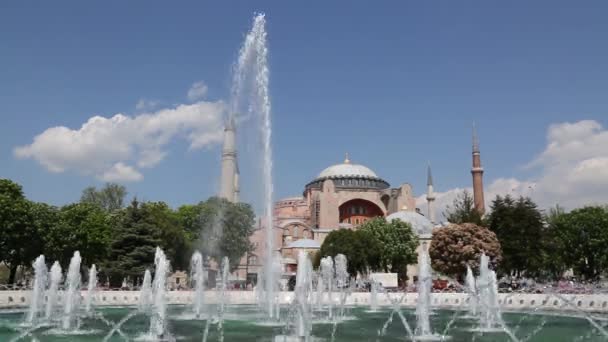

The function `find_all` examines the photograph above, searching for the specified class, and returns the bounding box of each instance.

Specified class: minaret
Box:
[220,116,238,202]
[471,124,485,215]
[426,163,436,224]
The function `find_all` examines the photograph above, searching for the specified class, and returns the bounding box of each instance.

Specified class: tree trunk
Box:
[8,264,18,285]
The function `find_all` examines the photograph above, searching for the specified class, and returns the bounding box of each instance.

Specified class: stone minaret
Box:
[471,124,485,215]
[426,164,436,224]
[220,116,239,202]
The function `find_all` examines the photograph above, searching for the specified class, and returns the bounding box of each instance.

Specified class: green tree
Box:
[102,198,161,286]
[80,183,127,212]
[175,204,203,241]
[194,197,256,271]
[0,179,43,284]
[553,206,608,280]
[443,190,483,225]
[140,201,191,271]
[539,205,568,280]
[359,217,418,283]
[429,223,502,278]
[45,203,112,268]
[318,229,380,276]
[487,195,544,277]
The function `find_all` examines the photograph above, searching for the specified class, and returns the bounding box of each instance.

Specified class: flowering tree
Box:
[429,223,502,279]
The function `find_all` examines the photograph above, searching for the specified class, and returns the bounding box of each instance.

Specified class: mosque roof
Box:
[316,154,380,179]
[386,210,434,237]
[304,154,389,192]
[285,239,321,249]
[318,163,378,179]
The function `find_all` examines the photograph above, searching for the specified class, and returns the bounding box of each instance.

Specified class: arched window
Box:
[293,226,299,238]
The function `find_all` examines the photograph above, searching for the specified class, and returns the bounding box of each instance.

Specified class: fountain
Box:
[139,269,153,310]
[62,251,81,331]
[465,265,477,317]
[218,256,230,320]
[191,251,206,318]
[477,253,502,331]
[84,264,97,314]
[320,256,335,320]
[334,254,349,320]
[231,12,277,319]
[369,280,379,312]
[414,248,441,341]
[217,256,230,342]
[25,255,46,325]
[149,247,170,339]
[294,251,313,339]
[45,261,62,320]
[316,272,324,311]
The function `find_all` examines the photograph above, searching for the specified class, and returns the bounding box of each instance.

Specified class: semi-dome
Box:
[386,210,434,237]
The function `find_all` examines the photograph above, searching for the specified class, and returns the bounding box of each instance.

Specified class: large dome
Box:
[386,210,434,237]
[318,162,378,179]
[304,154,389,192]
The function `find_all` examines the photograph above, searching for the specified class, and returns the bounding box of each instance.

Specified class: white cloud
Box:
[420,120,608,215]
[15,100,226,182]
[135,98,160,111]
[187,81,208,101]
[100,162,143,182]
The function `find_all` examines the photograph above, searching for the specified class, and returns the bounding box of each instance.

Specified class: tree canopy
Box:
[318,228,380,276]
[0,178,256,286]
[486,195,544,277]
[360,218,419,279]
[80,183,127,212]
[0,179,42,283]
[429,223,502,278]
[443,190,483,225]
[551,206,608,281]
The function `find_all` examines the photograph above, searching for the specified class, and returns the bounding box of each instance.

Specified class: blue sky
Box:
[2,1,608,212]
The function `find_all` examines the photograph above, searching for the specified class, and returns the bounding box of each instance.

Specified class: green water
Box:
[0,305,604,341]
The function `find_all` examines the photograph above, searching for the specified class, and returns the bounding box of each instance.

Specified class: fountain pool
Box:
[0,305,604,341]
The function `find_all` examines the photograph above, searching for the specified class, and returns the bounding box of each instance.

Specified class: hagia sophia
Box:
[218,119,486,285]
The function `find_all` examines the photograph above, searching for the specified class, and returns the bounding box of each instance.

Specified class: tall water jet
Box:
[149,247,170,339]
[62,251,82,331]
[231,12,276,319]
[477,253,502,330]
[138,269,152,310]
[191,251,206,318]
[316,272,324,311]
[294,251,313,339]
[45,261,62,320]
[84,264,97,313]
[465,265,477,316]
[320,256,334,319]
[369,279,378,312]
[217,256,230,342]
[415,248,440,340]
[26,255,47,324]
[334,254,348,320]
[218,256,230,319]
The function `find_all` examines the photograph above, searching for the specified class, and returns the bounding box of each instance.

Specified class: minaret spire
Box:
[472,122,480,153]
[426,163,436,224]
[471,123,485,215]
[220,114,238,202]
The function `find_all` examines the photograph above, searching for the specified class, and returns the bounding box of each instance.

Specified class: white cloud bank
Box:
[15,100,226,182]
[417,120,608,217]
